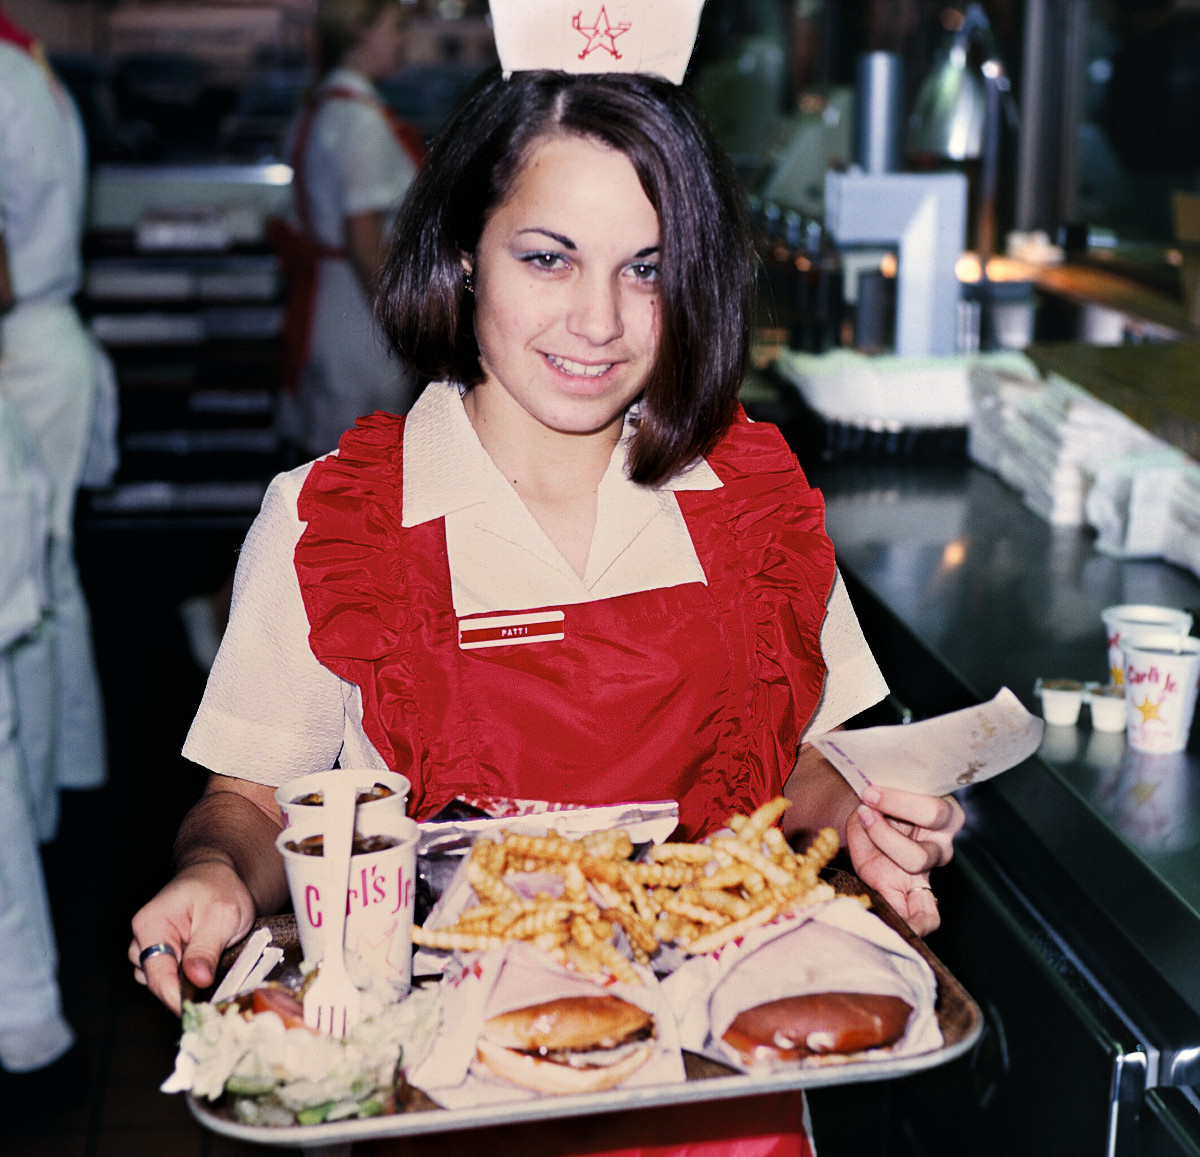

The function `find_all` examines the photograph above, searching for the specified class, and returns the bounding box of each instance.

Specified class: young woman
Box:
[130,71,963,1151]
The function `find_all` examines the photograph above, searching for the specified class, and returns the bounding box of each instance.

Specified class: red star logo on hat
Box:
[573,6,632,60]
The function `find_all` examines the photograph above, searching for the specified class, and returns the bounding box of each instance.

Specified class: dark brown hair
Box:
[377,68,755,486]
[314,0,398,75]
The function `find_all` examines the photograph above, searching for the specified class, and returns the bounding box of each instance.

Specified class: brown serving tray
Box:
[187,870,982,1148]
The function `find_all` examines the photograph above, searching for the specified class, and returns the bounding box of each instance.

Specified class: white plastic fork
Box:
[302,777,362,1037]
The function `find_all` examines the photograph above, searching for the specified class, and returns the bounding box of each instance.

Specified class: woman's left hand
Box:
[844,785,965,937]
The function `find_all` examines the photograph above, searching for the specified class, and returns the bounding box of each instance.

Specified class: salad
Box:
[162,966,442,1127]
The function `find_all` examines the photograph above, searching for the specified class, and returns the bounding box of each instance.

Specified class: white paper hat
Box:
[489,1,707,85]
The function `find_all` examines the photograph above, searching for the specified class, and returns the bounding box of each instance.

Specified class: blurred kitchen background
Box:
[13,0,1198,518]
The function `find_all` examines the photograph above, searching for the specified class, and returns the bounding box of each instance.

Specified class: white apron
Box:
[0,397,72,1070]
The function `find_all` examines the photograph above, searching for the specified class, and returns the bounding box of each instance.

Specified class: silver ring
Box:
[138,942,177,968]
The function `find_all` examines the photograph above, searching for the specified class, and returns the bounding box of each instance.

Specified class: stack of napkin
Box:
[1163,465,1200,576]
[969,370,1176,533]
[775,349,1037,431]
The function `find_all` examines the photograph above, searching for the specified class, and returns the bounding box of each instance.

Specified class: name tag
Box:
[458,609,565,650]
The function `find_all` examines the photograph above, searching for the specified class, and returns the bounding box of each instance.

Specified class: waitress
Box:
[277,0,423,459]
[131,5,963,1151]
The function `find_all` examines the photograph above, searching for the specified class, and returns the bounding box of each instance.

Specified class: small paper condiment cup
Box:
[275,767,410,828]
[1101,604,1193,688]
[1038,678,1084,727]
[1086,684,1128,733]
[277,811,419,993]
[1122,632,1200,754]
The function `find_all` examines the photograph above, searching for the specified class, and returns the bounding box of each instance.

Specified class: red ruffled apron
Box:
[269,87,425,396]
[294,407,828,1155]
[295,407,836,842]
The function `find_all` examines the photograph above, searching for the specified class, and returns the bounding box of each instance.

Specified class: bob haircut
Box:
[377,68,755,487]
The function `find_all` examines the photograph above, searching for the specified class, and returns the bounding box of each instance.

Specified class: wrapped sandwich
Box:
[663,896,942,1072]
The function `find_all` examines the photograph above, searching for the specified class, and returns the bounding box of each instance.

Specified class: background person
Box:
[0,394,83,1104]
[0,6,110,848]
[275,0,423,460]
[180,0,427,674]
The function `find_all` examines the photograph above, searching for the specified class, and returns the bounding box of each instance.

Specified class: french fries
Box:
[410,797,848,982]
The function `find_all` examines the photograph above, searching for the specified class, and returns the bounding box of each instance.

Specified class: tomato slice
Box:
[251,986,306,1030]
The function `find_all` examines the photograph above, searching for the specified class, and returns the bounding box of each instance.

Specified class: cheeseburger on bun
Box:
[476,994,655,1095]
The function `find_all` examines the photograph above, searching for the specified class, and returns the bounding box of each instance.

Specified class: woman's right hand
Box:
[129,858,257,1016]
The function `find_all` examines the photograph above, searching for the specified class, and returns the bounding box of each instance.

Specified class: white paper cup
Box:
[1039,679,1084,726]
[276,812,419,992]
[1086,685,1128,733]
[1101,604,1193,687]
[275,768,410,828]
[1123,632,1200,754]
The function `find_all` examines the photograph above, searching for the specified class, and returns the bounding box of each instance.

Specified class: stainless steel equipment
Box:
[823,168,967,356]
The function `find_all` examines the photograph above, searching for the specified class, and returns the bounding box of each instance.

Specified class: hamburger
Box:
[720,992,913,1065]
[476,994,656,1095]
[703,910,933,1070]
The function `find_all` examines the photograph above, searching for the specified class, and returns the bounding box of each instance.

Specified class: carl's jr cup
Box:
[275,767,410,828]
[277,812,419,992]
[1123,632,1200,754]
[1102,604,1193,687]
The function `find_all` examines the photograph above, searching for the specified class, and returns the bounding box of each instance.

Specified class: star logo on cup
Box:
[1111,665,1124,686]
[355,920,403,980]
[1134,695,1164,724]
[572,6,632,60]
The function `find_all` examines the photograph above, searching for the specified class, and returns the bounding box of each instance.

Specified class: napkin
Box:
[210,927,285,1003]
[777,349,1038,430]
[812,687,1043,798]
[1086,449,1189,559]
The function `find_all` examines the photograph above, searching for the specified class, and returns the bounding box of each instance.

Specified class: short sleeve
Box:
[801,568,889,741]
[317,100,414,219]
[181,464,350,785]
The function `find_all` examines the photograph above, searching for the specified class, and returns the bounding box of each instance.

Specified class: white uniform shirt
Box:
[184,383,889,786]
[283,66,417,456]
[0,44,86,305]
[296,67,415,246]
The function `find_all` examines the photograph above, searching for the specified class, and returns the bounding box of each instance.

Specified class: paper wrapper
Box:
[661,897,942,1072]
[812,687,1043,798]
[418,799,680,856]
[408,941,686,1107]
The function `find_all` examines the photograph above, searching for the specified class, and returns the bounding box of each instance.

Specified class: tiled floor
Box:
[8,518,269,1157]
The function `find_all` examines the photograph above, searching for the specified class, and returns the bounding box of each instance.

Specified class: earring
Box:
[463,270,474,293]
